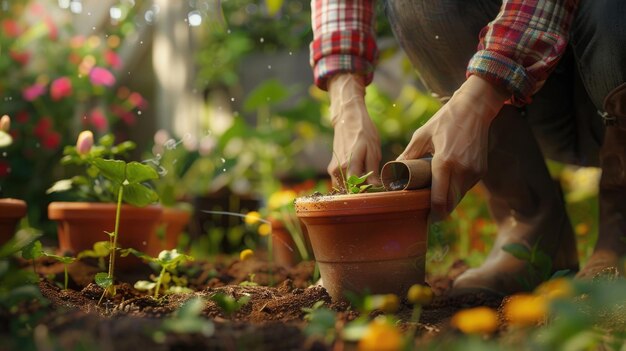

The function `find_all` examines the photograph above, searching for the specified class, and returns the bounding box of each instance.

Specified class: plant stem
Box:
[154,266,167,299]
[107,185,124,296]
[64,264,69,290]
[281,208,309,261]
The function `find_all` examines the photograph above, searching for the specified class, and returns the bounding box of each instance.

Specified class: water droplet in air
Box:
[259,37,264,43]
[188,10,202,26]
[2,152,7,157]
[230,97,235,102]
[435,35,439,40]
[222,168,226,172]
[289,51,293,56]
[137,110,142,115]
[392,103,396,107]
[140,41,144,45]
[267,65,272,70]
[110,6,122,20]
[220,158,226,163]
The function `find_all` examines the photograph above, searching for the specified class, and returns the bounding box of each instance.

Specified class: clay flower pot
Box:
[0,198,27,245]
[295,190,430,302]
[48,202,163,270]
[269,217,312,267]
[145,207,191,256]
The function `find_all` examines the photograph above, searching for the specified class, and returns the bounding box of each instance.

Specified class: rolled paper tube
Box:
[381,158,432,191]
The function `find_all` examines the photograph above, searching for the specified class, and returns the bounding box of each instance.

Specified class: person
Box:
[310,0,626,295]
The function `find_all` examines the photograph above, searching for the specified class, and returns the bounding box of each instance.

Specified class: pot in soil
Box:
[48,202,163,270]
[295,190,430,302]
[269,217,313,267]
[145,206,191,256]
[0,198,27,245]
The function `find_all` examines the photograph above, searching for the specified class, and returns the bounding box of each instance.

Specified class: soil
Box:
[4,257,504,351]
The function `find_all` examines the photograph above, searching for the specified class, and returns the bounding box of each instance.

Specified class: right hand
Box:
[327,74,382,189]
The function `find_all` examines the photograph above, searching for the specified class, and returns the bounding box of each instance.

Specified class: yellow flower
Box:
[268,190,297,210]
[239,249,254,261]
[535,278,573,300]
[368,294,399,314]
[244,211,261,225]
[407,284,433,305]
[503,294,547,327]
[450,307,499,335]
[358,317,402,351]
[258,223,272,236]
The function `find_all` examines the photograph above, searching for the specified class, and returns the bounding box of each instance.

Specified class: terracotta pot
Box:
[295,190,430,302]
[48,202,163,270]
[269,217,312,267]
[0,198,27,245]
[145,207,191,256]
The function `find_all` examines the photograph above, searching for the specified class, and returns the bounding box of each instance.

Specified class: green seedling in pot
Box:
[333,152,382,194]
[210,292,251,318]
[122,248,192,299]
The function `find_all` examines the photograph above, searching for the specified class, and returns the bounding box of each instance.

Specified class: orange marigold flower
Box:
[503,294,547,327]
[535,278,573,300]
[357,317,402,351]
[258,223,271,236]
[451,307,499,335]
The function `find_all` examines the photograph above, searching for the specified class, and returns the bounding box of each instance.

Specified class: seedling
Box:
[302,301,337,344]
[21,240,43,275]
[210,292,251,317]
[43,253,77,291]
[77,241,112,271]
[123,248,192,299]
[332,152,381,194]
[155,297,214,342]
[503,242,571,291]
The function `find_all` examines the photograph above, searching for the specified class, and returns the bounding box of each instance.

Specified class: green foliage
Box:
[156,297,214,340]
[502,242,570,291]
[123,249,193,298]
[303,301,337,343]
[210,292,251,317]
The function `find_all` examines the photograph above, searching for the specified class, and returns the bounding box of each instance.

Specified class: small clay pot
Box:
[295,190,430,302]
[48,202,163,270]
[269,217,312,267]
[0,198,27,244]
[145,207,191,256]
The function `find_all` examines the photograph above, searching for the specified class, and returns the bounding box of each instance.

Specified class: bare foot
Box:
[576,250,624,280]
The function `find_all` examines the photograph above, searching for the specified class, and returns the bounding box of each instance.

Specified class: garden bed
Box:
[7,256,506,350]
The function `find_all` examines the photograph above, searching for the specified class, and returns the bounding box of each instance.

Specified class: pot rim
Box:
[0,198,27,218]
[48,201,162,220]
[295,189,430,217]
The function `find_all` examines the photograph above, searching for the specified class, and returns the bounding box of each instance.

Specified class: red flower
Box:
[89,67,116,87]
[9,50,30,65]
[127,92,146,109]
[121,112,136,125]
[16,111,29,124]
[34,117,52,138]
[22,83,47,101]
[89,109,108,132]
[42,131,61,150]
[44,17,58,41]
[105,50,122,69]
[0,160,10,177]
[2,19,21,38]
[50,77,73,101]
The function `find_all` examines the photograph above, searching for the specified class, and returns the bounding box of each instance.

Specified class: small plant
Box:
[210,292,251,318]
[42,253,77,291]
[49,131,159,300]
[77,241,112,271]
[332,153,382,194]
[154,297,214,342]
[502,242,571,291]
[302,301,337,344]
[22,240,77,290]
[123,249,193,299]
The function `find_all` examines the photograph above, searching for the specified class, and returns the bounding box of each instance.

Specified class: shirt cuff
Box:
[312,54,374,91]
[467,50,536,105]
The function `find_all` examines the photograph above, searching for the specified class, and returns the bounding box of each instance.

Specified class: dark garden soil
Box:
[8,257,504,350]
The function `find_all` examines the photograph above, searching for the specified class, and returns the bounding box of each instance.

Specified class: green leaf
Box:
[134,280,156,291]
[46,179,74,194]
[93,158,126,184]
[157,249,192,269]
[77,241,111,259]
[43,252,76,264]
[0,130,13,148]
[95,272,113,288]
[111,141,136,155]
[122,183,158,207]
[98,134,115,148]
[21,240,43,260]
[502,243,531,261]
[0,228,42,258]
[243,79,292,112]
[125,162,159,184]
[120,248,156,262]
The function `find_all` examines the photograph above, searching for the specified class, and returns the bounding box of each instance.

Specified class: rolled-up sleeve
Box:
[467,0,579,105]
[310,0,379,91]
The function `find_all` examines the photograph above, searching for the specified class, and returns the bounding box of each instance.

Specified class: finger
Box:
[365,147,382,186]
[429,157,451,222]
[397,127,433,161]
[346,146,366,178]
[327,160,343,190]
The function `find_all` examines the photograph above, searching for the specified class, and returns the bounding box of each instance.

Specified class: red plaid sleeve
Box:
[467,0,579,105]
[310,0,378,91]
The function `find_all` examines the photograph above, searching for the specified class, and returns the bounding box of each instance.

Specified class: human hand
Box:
[397,75,508,220]
[327,74,382,189]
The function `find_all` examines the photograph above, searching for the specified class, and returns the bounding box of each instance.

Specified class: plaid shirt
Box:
[310,0,579,105]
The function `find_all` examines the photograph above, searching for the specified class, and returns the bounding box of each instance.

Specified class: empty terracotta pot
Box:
[48,202,163,270]
[295,190,430,302]
[0,198,27,244]
[145,206,191,256]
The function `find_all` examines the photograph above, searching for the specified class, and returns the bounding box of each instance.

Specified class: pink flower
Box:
[42,131,61,150]
[22,83,46,101]
[89,67,116,87]
[76,130,94,155]
[44,17,58,41]
[50,77,73,101]
[127,92,146,109]
[89,109,108,132]
[105,50,122,69]
[0,115,10,132]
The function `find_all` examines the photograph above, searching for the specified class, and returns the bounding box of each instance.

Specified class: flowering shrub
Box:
[0,1,145,226]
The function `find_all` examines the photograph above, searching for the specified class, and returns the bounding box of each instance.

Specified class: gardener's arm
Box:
[399,0,579,220]
[310,0,381,187]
